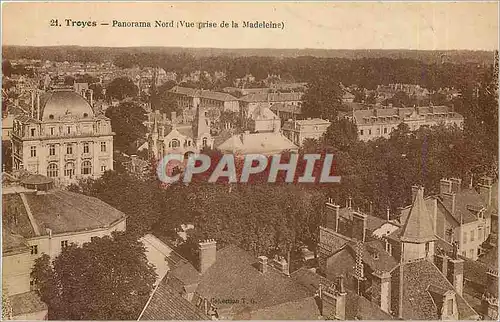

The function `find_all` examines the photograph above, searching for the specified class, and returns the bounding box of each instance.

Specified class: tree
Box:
[105,101,147,154]
[323,118,358,152]
[301,75,343,120]
[31,232,156,320]
[106,77,139,101]
[151,81,179,115]
[64,75,75,86]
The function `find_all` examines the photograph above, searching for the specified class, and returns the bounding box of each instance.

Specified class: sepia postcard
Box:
[1,1,499,321]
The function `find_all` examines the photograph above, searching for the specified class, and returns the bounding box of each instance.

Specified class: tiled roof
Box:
[9,291,47,318]
[440,188,485,224]
[139,278,209,320]
[353,240,399,273]
[402,259,478,320]
[23,190,126,235]
[400,188,436,243]
[248,297,320,320]
[195,245,311,312]
[239,92,303,103]
[477,247,498,271]
[291,268,393,320]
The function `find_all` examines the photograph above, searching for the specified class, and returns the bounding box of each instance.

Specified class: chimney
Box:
[334,276,347,320]
[442,192,456,215]
[450,178,462,193]
[171,111,177,123]
[271,255,289,276]
[198,239,217,274]
[440,178,452,196]
[478,176,493,207]
[326,202,340,232]
[434,253,448,276]
[31,90,35,118]
[447,257,464,296]
[386,208,390,221]
[351,211,367,242]
[372,271,392,313]
[411,185,421,202]
[348,196,352,209]
[354,241,365,295]
[258,256,268,274]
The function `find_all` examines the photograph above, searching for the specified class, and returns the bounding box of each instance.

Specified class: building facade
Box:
[344,106,464,141]
[10,89,114,186]
[2,174,126,320]
[239,92,303,119]
[282,118,331,146]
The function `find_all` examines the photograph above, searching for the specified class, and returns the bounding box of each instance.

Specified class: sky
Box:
[2,1,499,50]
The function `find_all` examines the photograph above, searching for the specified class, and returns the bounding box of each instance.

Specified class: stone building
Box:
[10,89,114,186]
[344,105,464,141]
[282,118,331,146]
[2,174,126,320]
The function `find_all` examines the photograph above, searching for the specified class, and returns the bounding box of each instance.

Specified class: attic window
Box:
[49,114,54,119]
[83,113,88,118]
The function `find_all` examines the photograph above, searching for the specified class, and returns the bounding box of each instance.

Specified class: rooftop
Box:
[239,92,304,103]
[217,131,298,155]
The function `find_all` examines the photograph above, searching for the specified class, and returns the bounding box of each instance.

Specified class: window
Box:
[50,127,55,135]
[83,142,89,154]
[67,126,71,134]
[171,139,180,148]
[30,245,38,255]
[30,146,37,157]
[100,165,107,172]
[360,130,364,136]
[100,142,106,152]
[64,163,75,177]
[425,242,430,255]
[368,129,372,135]
[30,128,35,136]
[384,127,387,134]
[446,299,453,316]
[202,137,208,147]
[462,251,466,257]
[463,232,468,245]
[66,144,73,155]
[477,248,482,256]
[82,161,92,175]
[49,114,54,120]
[49,145,56,156]
[83,113,88,118]
[385,240,392,255]
[61,240,68,249]
[47,163,58,178]
[470,230,475,242]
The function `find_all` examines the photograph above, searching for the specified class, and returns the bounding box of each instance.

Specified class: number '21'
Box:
[50,19,59,27]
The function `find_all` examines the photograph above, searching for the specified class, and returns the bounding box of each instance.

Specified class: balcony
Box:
[64,154,76,161]
[81,152,93,159]
[47,154,59,161]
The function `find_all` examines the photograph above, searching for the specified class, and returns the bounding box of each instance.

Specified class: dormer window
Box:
[446,298,453,316]
[30,128,35,136]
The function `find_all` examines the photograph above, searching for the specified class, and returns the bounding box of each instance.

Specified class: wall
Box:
[402,241,434,262]
[2,251,32,295]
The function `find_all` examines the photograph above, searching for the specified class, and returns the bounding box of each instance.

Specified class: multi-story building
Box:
[2,173,126,320]
[169,86,239,119]
[282,118,331,146]
[434,177,495,260]
[344,105,464,141]
[318,186,480,320]
[148,108,214,161]
[247,105,281,133]
[10,88,114,186]
[239,92,303,119]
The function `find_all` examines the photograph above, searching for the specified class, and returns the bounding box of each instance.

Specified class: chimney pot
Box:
[198,239,217,274]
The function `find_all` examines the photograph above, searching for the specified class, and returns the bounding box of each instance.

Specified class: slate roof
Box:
[170,86,237,101]
[402,259,479,320]
[2,193,37,240]
[400,188,436,243]
[269,102,302,115]
[217,132,298,155]
[139,279,209,320]
[23,190,126,235]
[239,92,303,103]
